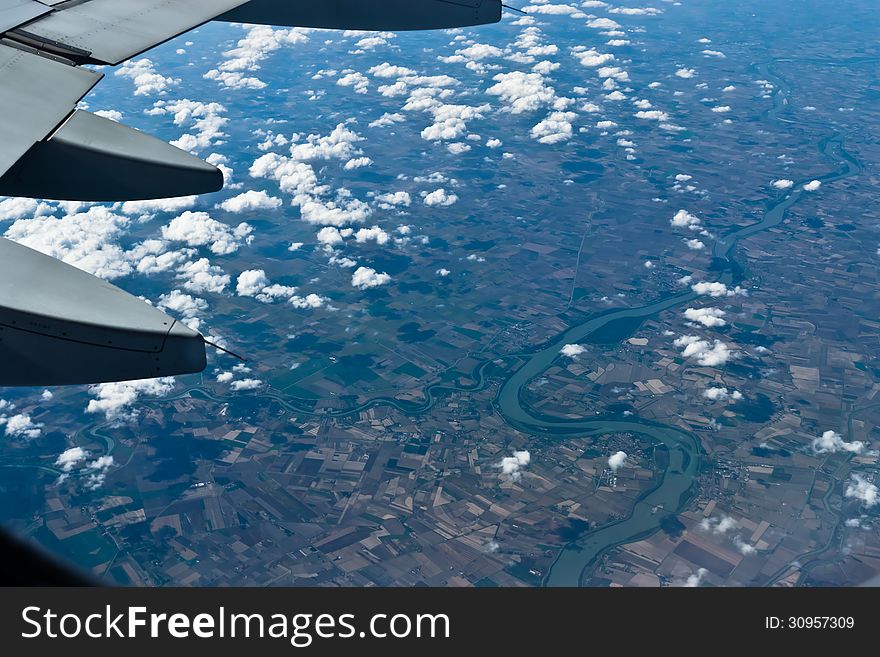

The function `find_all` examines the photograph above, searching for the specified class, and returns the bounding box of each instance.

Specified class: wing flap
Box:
[0,0,51,33]
[20,0,249,66]
[220,0,503,31]
[0,42,101,179]
[0,238,207,386]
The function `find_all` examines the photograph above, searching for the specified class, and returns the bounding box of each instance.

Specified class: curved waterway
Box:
[498,61,862,586]
[134,60,862,587]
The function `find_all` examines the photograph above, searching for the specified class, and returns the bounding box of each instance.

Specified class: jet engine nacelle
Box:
[221,0,502,31]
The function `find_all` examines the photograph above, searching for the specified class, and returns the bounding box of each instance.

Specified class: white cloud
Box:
[235,269,311,305]
[691,282,747,298]
[560,344,586,358]
[2,413,43,439]
[204,25,309,90]
[498,450,531,482]
[684,307,727,328]
[354,226,391,245]
[55,447,88,473]
[5,205,132,281]
[218,190,282,213]
[845,474,878,508]
[531,111,577,144]
[487,71,556,114]
[120,195,198,220]
[423,189,459,207]
[703,387,742,402]
[351,267,391,289]
[670,209,701,229]
[772,179,794,190]
[733,536,757,556]
[116,58,178,95]
[375,191,412,209]
[157,290,207,331]
[608,451,627,471]
[86,378,176,422]
[812,430,865,455]
[231,379,263,391]
[681,568,708,587]
[236,269,271,297]
[162,211,253,256]
[177,258,230,295]
[146,99,228,153]
[587,18,620,29]
[699,514,738,535]
[674,336,733,367]
[803,180,822,191]
[0,197,49,222]
[83,455,115,490]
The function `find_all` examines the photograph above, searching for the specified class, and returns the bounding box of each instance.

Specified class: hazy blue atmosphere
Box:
[2,0,879,587]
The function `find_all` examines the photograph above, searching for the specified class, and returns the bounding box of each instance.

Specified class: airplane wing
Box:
[0,0,251,201]
[0,0,502,201]
[0,238,207,386]
[15,0,249,66]
[0,0,502,388]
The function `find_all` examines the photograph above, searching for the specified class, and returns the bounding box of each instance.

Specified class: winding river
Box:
[78,59,863,587]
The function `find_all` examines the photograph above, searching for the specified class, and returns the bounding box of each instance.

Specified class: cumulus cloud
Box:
[733,536,757,555]
[703,387,743,402]
[351,267,391,289]
[670,209,701,229]
[354,226,391,245]
[1,413,43,439]
[55,447,89,473]
[487,71,556,114]
[83,455,115,490]
[608,451,627,471]
[250,123,374,228]
[560,344,586,358]
[235,269,322,307]
[691,282,747,298]
[204,25,309,89]
[772,179,794,190]
[86,378,176,422]
[218,190,282,213]
[177,258,230,295]
[812,431,865,455]
[674,336,733,367]
[116,58,178,95]
[699,514,738,535]
[375,191,411,209]
[5,205,133,281]
[162,211,253,256]
[146,99,228,152]
[423,189,458,207]
[157,290,207,331]
[845,474,878,508]
[0,197,52,222]
[498,450,531,482]
[684,307,727,328]
[531,111,577,144]
[681,568,708,587]
[231,379,263,391]
[803,180,822,191]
